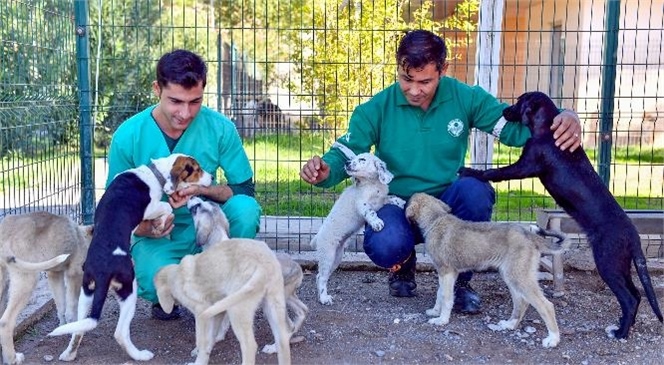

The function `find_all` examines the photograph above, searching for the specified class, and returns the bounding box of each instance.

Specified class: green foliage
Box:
[0,0,79,157]
[200,0,308,90]
[288,0,480,129]
[89,0,220,147]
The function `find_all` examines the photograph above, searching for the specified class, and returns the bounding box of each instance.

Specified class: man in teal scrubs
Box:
[106,49,261,320]
[300,30,582,314]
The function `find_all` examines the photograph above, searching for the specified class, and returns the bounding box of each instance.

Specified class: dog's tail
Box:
[7,253,70,271]
[530,225,570,253]
[48,318,98,336]
[48,276,113,336]
[632,249,664,322]
[200,270,267,319]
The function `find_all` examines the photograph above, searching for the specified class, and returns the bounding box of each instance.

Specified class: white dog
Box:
[0,212,93,365]
[48,154,212,362]
[186,197,308,355]
[311,143,404,305]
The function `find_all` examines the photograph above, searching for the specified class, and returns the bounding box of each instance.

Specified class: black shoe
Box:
[388,252,417,297]
[151,303,182,320]
[453,282,481,314]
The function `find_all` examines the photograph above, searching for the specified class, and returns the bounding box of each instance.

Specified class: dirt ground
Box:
[15,267,664,365]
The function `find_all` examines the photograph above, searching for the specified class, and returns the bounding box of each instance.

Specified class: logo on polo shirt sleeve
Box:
[447,118,464,137]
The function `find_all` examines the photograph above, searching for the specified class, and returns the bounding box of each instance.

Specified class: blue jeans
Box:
[363,177,495,282]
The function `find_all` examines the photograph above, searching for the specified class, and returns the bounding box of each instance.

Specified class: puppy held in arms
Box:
[48,153,212,362]
[458,91,663,339]
[311,142,405,305]
[406,193,569,348]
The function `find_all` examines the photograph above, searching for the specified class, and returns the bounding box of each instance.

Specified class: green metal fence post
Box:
[74,0,95,224]
[598,0,621,186]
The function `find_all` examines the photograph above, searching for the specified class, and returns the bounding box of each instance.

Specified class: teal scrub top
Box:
[106,105,253,218]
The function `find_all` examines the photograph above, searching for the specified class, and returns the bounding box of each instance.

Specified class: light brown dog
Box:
[405,193,569,348]
[187,196,308,353]
[0,212,93,365]
[154,241,291,365]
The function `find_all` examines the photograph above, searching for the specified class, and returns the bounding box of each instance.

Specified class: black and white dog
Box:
[48,153,212,361]
[459,91,663,339]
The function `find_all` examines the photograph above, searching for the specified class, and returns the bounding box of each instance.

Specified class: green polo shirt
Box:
[318,76,531,198]
[106,105,254,221]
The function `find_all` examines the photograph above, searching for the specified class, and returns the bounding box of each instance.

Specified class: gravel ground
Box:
[15,266,664,365]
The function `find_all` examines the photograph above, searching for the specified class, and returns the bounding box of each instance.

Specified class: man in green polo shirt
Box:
[106,49,261,320]
[300,30,582,314]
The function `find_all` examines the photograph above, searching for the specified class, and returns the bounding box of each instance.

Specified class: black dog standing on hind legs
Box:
[458,91,663,339]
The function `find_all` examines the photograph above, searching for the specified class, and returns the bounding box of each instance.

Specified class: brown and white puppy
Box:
[458,91,663,339]
[154,238,292,365]
[186,197,306,356]
[405,193,569,348]
[0,212,93,365]
[48,154,212,362]
[311,142,405,305]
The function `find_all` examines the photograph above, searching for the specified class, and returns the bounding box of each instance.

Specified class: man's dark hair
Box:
[396,30,448,74]
[156,49,207,89]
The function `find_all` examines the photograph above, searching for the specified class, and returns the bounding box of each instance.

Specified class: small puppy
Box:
[311,142,404,305]
[154,239,292,365]
[48,154,212,362]
[459,91,663,339]
[406,193,569,348]
[187,197,308,353]
[0,212,92,365]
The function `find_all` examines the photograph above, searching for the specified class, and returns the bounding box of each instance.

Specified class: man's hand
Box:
[300,156,330,185]
[169,185,202,209]
[134,213,175,238]
[551,109,583,152]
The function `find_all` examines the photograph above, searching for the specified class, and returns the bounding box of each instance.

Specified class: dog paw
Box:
[457,167,486,180]
[425,308,441,317]
[261,343,278,354]
[497,319,518,330]
[427,317,449,326]
[368,218,384,231]
[131,350,154,361]
[58,350,77,362]
[388,195,406,208]
[11,352,25,365]
[542,334,560,348]
[319,293,334,305]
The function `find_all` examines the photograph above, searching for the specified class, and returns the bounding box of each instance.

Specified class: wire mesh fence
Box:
[1,0,662,255]
[0,0,82,219]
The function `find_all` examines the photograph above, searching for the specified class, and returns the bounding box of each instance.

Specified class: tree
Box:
[289,0,479,130]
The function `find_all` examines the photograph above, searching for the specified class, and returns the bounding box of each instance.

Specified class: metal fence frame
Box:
[1,0,662,254]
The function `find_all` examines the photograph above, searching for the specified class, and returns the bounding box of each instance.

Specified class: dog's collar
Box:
[147,162,167,187]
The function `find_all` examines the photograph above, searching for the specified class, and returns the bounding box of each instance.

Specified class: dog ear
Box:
[375,159,394,185]
[439,200,452,213]
[195,219,212,247]
[166,156,199,194]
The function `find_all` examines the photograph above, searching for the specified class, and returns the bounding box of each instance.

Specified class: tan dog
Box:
[185,197,306,356]
[154,242,291,365]
[405,193,569,348]
[0,212,93,365]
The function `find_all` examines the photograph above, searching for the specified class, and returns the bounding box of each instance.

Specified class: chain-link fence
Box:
[1,0,662,254]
